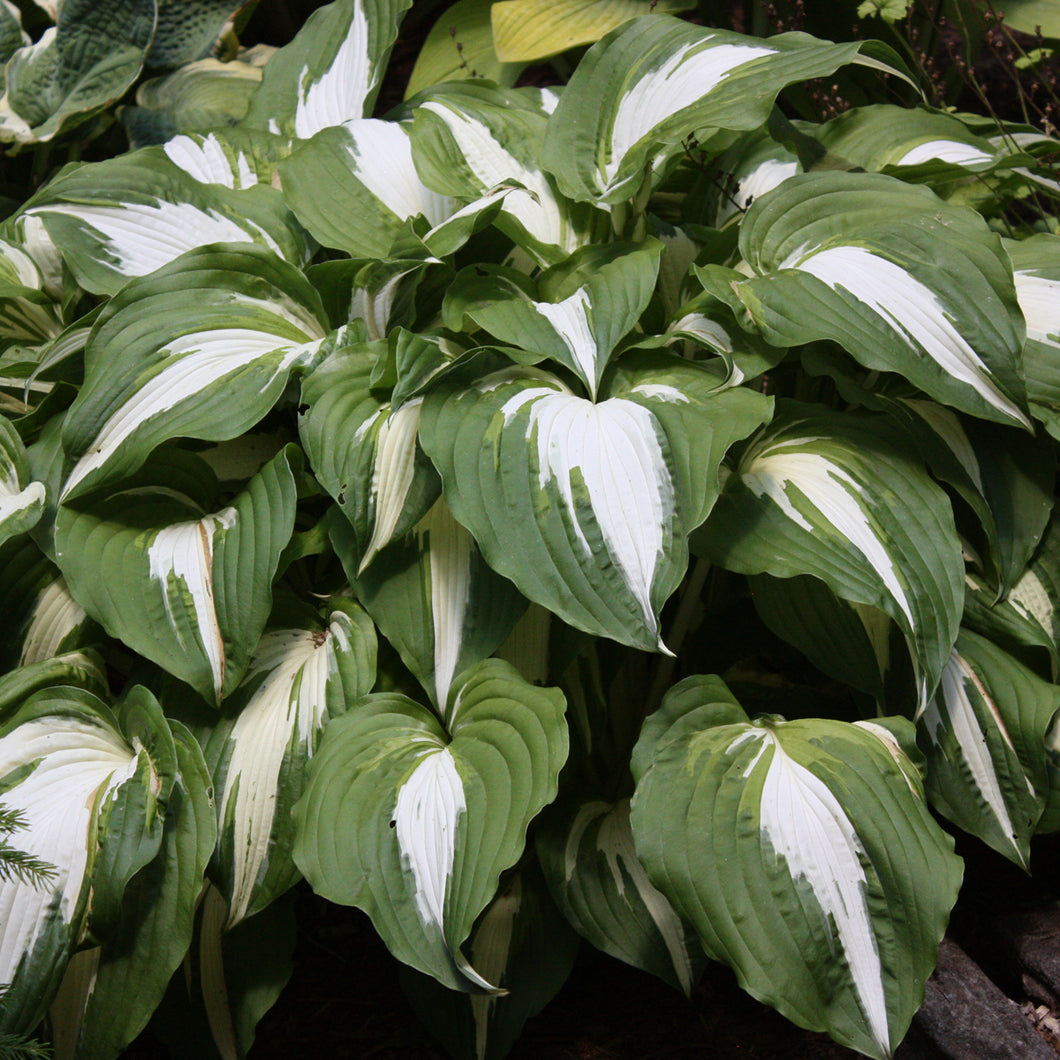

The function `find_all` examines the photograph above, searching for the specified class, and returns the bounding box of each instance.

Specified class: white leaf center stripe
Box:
[295,0,372,138]
[754,732,889,1054]
[791,245,1029,426]
[0,717,140,985]
[418,102,571,251]
[1015,272,1060,346]
[343,119,453,226]
[19,577,86,666]
[164,134,257,189]
[533,288,596,392]
[0,479,43,522]
[742,443,914,625]
[895,140,993,166]
[901,399,983,492]
[604,39,775,192]
[220,622,341,927]
[360,398,424,573]
[147,507,238,700]
[394,746,466,930]
[1008,569,1053,634]
[417,502,472,709]
[30,201,283,277]
[500,389,674,647]
[925,653,1021,856]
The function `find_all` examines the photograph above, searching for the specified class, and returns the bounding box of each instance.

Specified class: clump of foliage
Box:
[1,1,1060,1058]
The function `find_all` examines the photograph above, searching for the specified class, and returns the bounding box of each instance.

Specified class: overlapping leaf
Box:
[0,417,44,548]
[630,675,962,1059]
[58,243,329,500]
[54,447,299,705]
[292,659,568,992]
[701,171,1030,428]
[694,404,965,702]
[420,353,771,652]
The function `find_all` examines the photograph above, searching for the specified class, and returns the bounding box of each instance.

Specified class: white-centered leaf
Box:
[630,676,962,1059]
[0,417,44,548]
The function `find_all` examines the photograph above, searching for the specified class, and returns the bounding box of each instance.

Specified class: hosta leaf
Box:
[536,797,705,994]
[0,1,28,66]
[0,417,44,548]
[693,404,965,703]
[342,497,527,709]
[491,0,693,62]
[0,236,63,343]
[54,447,299,705]
[541,16,909,203]
[0,651,108,719]
[410,82,602,264]
[48,719,214,1060]
[0,0,155,144]
[705,171,1029,428]
[420,355,771,652]
[630,675,962,1059]
[298,341,441,569]
[1008,233,1060,440]
[23,152,311,296]
[280,118,455,258]
[243,0,413,138]
[402,858,580,1060]
[406,0,524,98]
[292,659,568,992]
[160,129,291,191]
[443,241,662,398]
[59,243,328,500]
[919,630,1060,865]
[0,688,168,1034]
[148,0,242,70]
[209,601,377,927]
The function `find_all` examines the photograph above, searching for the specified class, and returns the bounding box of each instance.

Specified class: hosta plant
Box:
[1,2,1060,1059]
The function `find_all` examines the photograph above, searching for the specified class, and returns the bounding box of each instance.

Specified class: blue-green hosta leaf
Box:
[344,497,527,709]
[705,171,1029,428]
[0,417,44,547]
[298,342,441,570]
[123,57,266,148]
[420,354,771,653]
[695,406,964,705]
[919,630,1059,866]
[0,1,28,65]
[23,151,310,296]
[0,0,155,144]
[536,797,705,994]
[243,0,413,138]
[209,602,376,928]
[58,243,329,500]
[630,675,962,1060]
[443,241,662,399]
[280,119,455,258]
[292,659,568,992]
[410,83,603,264]
[1008,233,1060,440]
[54,447,299,705]
[47,720,215,1060]
[148,0,243,70]
[541,16,910,203]
[0,688,170,1034]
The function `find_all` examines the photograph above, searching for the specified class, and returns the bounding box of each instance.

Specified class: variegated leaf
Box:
[22,150,310,295]
[693,404,965,704]
[59,244,329,501]
[342,497,527,709]
[292,659,568,992]
[0,687,171,1034]
[243,0,413,138]
[536,797,705,994]
[298,341,441,570]
[630,675,962,1060]
[541,16,910,203]
[420,354,771,652]
[54,447,299,705]
[701,171,1029,428]
[918,630,1059,866]
[0,417,44,548]
[208,601,376,927]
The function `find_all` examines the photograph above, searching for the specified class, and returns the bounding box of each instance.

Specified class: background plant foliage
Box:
[1,0,1060,1058]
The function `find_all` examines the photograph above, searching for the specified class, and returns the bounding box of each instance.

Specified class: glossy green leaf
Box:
[292,659,568,992]
[54,447,299,705]
[420,354,771,652]
[630,675,962,1059]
